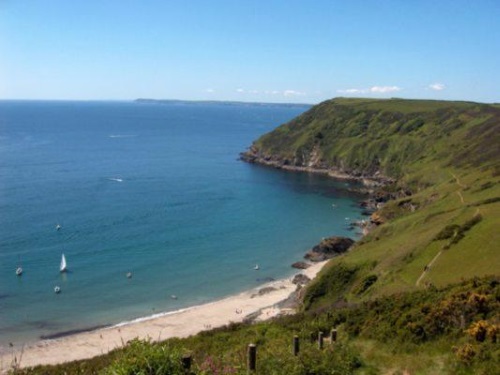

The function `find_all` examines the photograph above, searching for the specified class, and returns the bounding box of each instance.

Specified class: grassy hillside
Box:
[244,97,499,186]
[244,98,500,297]
[12,98,499,374]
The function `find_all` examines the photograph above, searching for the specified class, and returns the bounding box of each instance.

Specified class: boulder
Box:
[370,212,385,225]
[291,261,311,270]
[251,286,277,298]
[292,274,311,286]
[304,236,355,262]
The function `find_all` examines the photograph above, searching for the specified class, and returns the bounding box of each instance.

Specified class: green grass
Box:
[249,98,499,182]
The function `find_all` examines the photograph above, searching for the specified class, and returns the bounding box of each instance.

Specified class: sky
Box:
[1,0,499,104]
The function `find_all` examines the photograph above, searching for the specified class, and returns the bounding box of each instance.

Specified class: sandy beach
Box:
[0,261,327,372]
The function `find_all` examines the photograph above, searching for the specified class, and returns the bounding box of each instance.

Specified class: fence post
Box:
[318,331,324,350]
[248,343,257,372]
[181,354,192,373]
[330,328,337,343]
[293,335,300,356]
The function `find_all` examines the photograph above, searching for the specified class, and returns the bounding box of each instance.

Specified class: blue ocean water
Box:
[0,101,364,346]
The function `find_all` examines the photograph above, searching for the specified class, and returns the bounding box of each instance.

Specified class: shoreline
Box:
[0,261,327,372]
[239,150,394,188]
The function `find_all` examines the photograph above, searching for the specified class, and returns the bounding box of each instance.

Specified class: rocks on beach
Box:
[304,236,355,262]
[251,286,278,298]
[291,261,311,270]
[292,274,311,286]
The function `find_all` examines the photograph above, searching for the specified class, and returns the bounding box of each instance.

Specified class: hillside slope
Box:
[242,97,499,186]
[242,98,500,300]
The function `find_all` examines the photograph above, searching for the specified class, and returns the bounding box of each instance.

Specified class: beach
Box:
[0,261,327,372]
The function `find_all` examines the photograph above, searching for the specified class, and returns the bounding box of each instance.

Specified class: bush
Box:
[102,339,184,375]
[434,214,482,245]
[355,275,378,295]
[302,263,358,310]
[434,224,460,241]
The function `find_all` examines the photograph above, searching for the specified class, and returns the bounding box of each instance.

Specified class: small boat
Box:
[16,267,23,276]
[56,224,62,231]
[54,286,61,294]
[60,254,67,273]
[254,264,260,270]
[170,295,178,300]
[126,272,133,279]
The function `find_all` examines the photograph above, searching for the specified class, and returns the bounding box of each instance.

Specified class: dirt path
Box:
[416,249,443,287]
[451,172,466,205]
[416,172,467,286]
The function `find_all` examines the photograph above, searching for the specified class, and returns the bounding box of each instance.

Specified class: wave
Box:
[110,307,195,328]
[107,276,293,330]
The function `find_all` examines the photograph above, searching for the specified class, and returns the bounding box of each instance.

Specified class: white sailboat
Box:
[60,254,67,273]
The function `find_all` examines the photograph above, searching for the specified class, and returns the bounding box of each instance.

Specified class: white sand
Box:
[0,261,326,372]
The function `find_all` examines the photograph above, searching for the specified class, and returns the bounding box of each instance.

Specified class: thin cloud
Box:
[264,90,281,95]
[337,86,401,94]
[235,88,260,95]
[370,86,401,93]
[283,90,305,97]
[205,88,215,93]
[428,83,445,91]
[337,88,369,94]
[236,88,305,97]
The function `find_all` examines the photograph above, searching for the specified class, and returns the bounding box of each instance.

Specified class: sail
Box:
[60,254,67,272]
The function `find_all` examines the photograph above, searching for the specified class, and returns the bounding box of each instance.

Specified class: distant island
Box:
[135,98,312,109]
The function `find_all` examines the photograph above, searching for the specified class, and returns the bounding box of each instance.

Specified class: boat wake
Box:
[108,178,123,182]
[109,134,137,138]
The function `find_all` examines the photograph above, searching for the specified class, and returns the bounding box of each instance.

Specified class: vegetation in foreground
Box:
[10,276,499,374]
[9,98,500,374]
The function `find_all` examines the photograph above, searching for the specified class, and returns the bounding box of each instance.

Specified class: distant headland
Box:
[134,98,312,108]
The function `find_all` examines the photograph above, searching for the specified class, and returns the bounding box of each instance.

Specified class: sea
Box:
[0,100,365,346]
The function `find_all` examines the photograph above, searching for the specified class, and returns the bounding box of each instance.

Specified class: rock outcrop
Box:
[292,274,311,286]
[304,236,355,262]
[291,261,311,270]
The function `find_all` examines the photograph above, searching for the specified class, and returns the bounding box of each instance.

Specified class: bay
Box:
[0,101,364,345]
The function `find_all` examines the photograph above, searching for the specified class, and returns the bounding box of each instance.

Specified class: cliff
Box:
[241,97,500,190]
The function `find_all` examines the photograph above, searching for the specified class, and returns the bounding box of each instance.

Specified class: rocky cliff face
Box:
[240,146,392,186]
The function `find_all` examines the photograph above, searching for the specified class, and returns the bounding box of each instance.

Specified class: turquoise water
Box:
[0,101,364,346]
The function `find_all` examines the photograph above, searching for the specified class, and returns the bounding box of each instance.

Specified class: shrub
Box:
[102,339,184,375]
[355,275,378,295]
[434,224,460,241]
[302,263,358,310]
[454,343,477,365]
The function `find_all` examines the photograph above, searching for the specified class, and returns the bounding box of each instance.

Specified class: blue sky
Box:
[1,0,499,103]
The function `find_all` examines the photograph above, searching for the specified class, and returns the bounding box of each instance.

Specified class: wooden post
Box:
[331,328,337,343]
[182,354,192,372]
[293,335,300,356]
[248,343,256,372]
[318,331,324,350]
